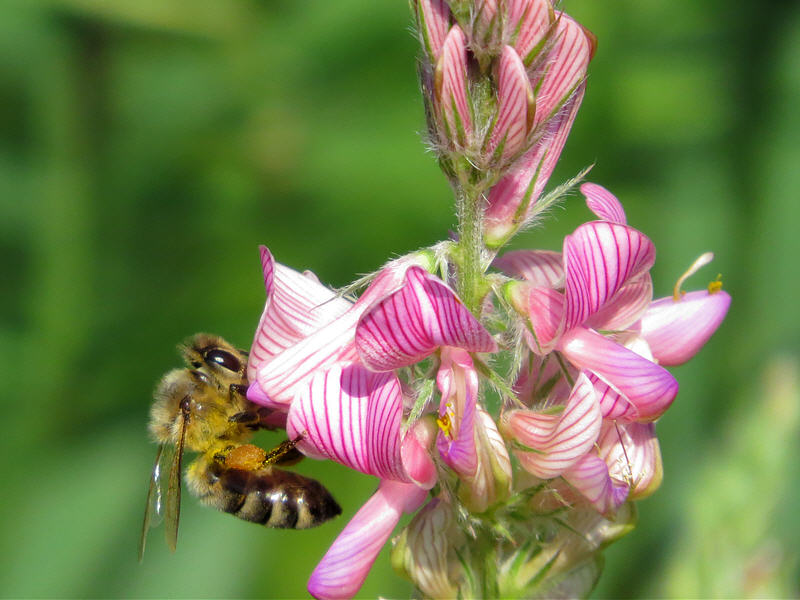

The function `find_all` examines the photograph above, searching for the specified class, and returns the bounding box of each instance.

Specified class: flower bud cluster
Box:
[239,2,730,599]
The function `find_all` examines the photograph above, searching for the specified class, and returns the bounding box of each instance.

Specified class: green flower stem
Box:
[454,172,489,316]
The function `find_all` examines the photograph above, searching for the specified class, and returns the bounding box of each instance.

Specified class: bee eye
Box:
[204,348,241,373]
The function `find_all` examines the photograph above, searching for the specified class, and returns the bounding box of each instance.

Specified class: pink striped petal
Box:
[288,363,428,483]
[473,0,499,46]
[252,256,424,407]
[507,0,554,63]
[436,348,478,477]
[584,273,653,332]
[415,0,450,60]
[562,453,629,516]
[484,84,584,247]
[505,373,601,478]
[493,249,564,287]
[597,421,663,500]
[308,479,428,600]
[580,182,627,224]
[532,13,592,126]
[640,289,731,366]
[486,46,534,160]
[248,246,351,381]
[559,327,678,422]
[587,373,636,421]
[436,26,472,143]
[356,267,497,372]
[563,222,656,331]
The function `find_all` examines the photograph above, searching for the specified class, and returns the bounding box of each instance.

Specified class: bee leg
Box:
[261,438,304,467]
[228,406,287,431]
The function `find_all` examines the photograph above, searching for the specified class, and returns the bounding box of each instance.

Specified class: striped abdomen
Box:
[189,460,341,529]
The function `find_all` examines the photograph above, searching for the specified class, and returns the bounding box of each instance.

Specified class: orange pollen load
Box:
[225,444,267,471]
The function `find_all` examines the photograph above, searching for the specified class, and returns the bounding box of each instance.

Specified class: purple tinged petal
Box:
[493,249,564,287]
[356,266,496,372]
[587,373,637,421]
[563,222,656,331]
[248,246,351,381]
[559,327,678,422]
[415,0,451,60]
[562,453,629,516]
[584,273,653,332]
[436,348,478,477]
[487,46,535,160]
[484,84,585,247]
[436,26,472,143]
[580,182,627,224]
[504,373,601,478]
[640,289,731,366]
[508,0,554,63]
[308,479,428,600]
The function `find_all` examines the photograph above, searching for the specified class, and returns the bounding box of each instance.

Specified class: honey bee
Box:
[139,333,341,561]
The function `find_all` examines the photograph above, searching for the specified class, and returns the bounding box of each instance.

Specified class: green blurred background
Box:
[2,0,799,597]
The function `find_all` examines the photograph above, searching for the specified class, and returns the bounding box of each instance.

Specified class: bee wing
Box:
[139,443,170,562]
[164,412,188,553]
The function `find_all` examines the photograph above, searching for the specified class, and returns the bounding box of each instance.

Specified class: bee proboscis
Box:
[139,333,341,560]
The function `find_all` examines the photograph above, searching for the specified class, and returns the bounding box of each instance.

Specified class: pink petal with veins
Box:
[559,327,678,422]
[640,289,731,366]
[562,453,629,516]
[505,373,601,478]
[307,479,428,600]
[562,221,655,331]
[580,182,627,224]
[597,421,663,500]
[356,267,497,372]
[248,246,351,381]
[287,362,435,485]
[584,273,653,332]
[416,0,450,60]
[437,26,472,141]
[508,0,553,63]
[487,46,534,160]
[493,249,564,288]
[532,13,592,126]
[436,348,478,477]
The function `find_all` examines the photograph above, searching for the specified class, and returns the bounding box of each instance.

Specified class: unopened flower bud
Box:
[434,26,473,149]
[392,498,462,599]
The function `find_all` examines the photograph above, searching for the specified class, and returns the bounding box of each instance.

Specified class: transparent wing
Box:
[139,443,172,562]
[164,415,187,553]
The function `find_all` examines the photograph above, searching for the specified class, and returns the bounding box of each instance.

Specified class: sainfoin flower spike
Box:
[226,2,731,598]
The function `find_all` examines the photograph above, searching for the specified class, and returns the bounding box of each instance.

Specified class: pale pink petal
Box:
[436,26,472,142]
[484,84,585,247]
[559,327,678,422]
[248,246,351,381]
[436,348,479,477]
[597,421,663,500]
[253,256,423,407]
[580,182,627,224]
[640,289,731,366]
[532,13,592,126]
[487,46,534,160]
[473,0,499,46]
[288,363,413,482]
[254,312,360,408]
[584,273,653,332]
[308,480,428,600]
[356,267,497,372]
[505,373,601,478]
[562,453,629,516]
[562,222,656,331]
[493,249,564,288]
[464,406,513,512]
[508,0,554,63]
[416,0,450,60]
